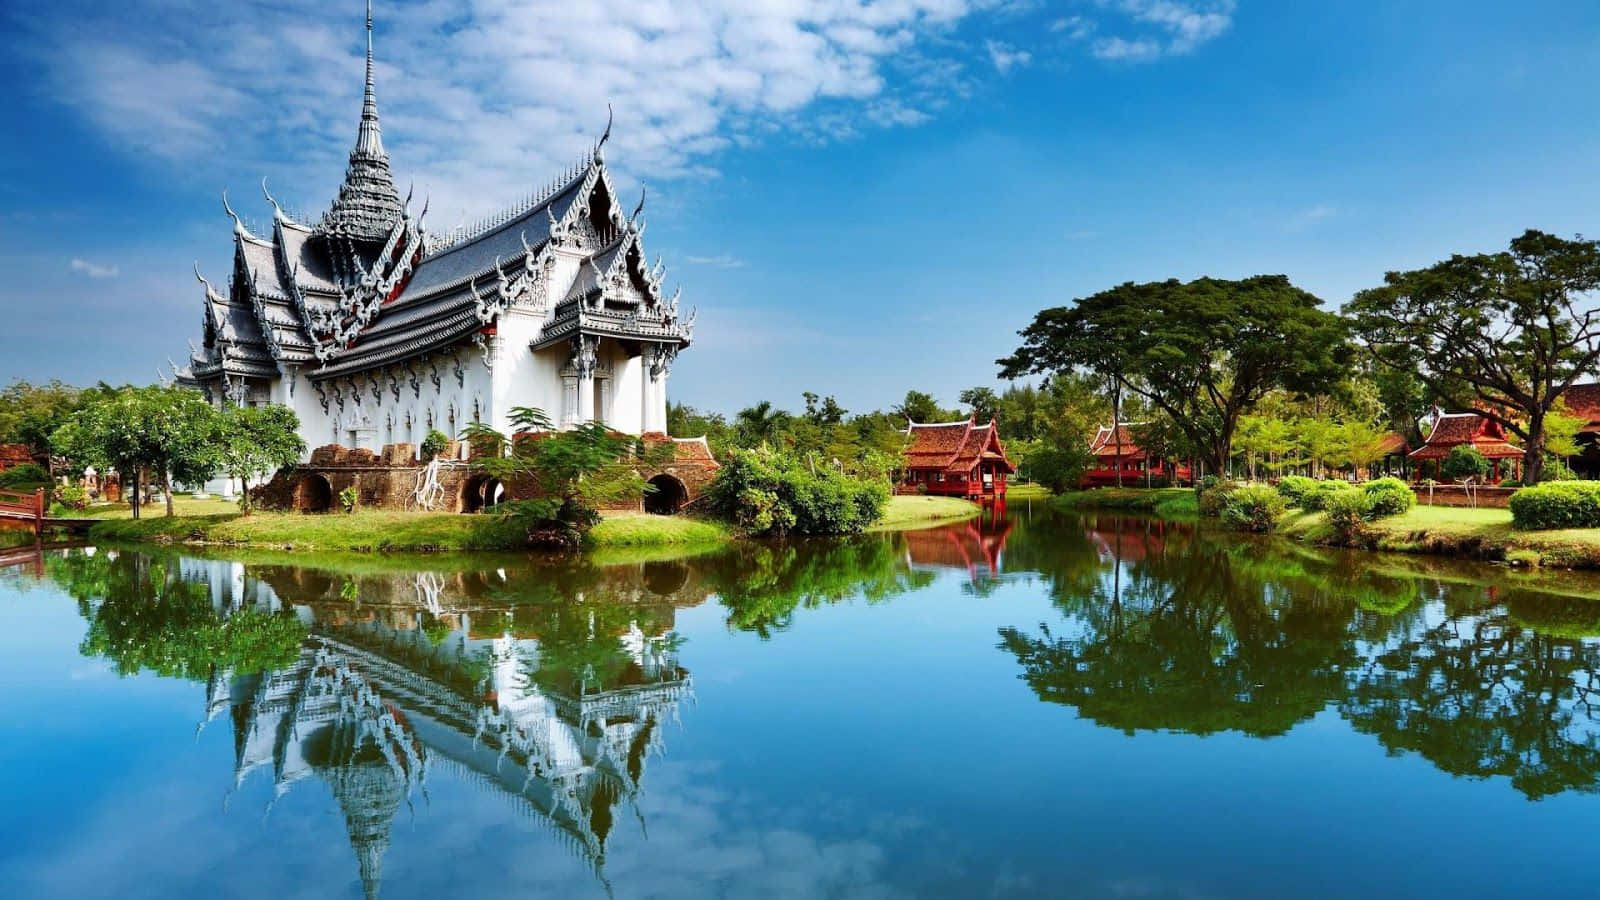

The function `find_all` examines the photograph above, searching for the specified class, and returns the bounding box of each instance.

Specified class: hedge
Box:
[1509,482,1600,530]
[1276,475,1319,505]
[1361,477,1416,519]
[1220,485,1287,533]
[1301,480,1358,511]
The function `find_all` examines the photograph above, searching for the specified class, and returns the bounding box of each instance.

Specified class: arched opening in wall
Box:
[642,560,689,596]
[460,475,505,514]
[294,475,334,513]
[644,474,688,515]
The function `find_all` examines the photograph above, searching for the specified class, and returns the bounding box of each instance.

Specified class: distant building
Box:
[1083,423,1192,487]
[901,416,1015,499]
[0,444,35,474]
[1408,412,1522,482]
[176,4,694,455]
[1557,383,1600,477]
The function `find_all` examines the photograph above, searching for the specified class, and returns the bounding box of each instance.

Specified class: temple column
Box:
[645,344,675,434]
[572,335,598,426]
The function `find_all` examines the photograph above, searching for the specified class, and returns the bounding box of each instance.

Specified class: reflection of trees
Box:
[49,552,305,680]
[999,536,1359,736]
[1341,608,1600,800]
[699,537,933,638]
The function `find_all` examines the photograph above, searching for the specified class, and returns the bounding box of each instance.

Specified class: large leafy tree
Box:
[1346,230,1600,483]
[218,405,305,513]
[1000,276,1350,475]
[52,387,222,518]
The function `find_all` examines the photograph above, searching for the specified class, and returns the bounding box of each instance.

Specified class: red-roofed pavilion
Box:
[901,416,1015,499]
[1082,423,1193,488]
[1408,412,1522,482]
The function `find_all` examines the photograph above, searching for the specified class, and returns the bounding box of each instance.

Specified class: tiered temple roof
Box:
[178,4,691,394]
[1560,383,1600,431]
[1409,412,1523,461]
[1088,423,1146,461]
[904,416,1015,475]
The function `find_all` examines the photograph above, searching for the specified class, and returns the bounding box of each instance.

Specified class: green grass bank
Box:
[1280,504,1600,569]
[1053,487,1198,520]
[82,494,973,554]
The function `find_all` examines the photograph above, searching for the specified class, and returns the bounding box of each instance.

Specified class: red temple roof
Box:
[905,416,1016,474]
[1372,432,1409,457]
[1087,424,1146,461]
[1409,413,1522,461]
[1559,383,1600,431]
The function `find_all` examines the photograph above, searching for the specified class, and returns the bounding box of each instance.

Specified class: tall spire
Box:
[321,0,404,244]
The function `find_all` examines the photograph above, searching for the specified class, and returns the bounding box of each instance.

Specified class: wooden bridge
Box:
[0,488,98,536]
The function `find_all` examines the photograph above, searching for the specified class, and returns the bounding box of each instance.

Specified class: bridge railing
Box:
[0,488,45,534]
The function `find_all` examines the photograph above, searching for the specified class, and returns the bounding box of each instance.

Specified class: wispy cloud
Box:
[69,258,118,279]
[1288,204,1337,231]
[985,40,1033,74]
[26,0,1033,223]
[685,254,747,269]
[1090,0,1237,62]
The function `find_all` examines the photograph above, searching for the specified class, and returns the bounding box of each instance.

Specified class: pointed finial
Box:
[261,177,286,223]
[630,185,646,222]
[222,190,246,236]
[596,104,613,159]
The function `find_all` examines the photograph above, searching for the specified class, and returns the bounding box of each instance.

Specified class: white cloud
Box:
[69,258,119,279]
[684,254,746,268]
[985,40,1033,73]
[1050,16,1097,40]
[28,0,1022,224]
[1090,0,1236,62]
[1288,204,1337,231]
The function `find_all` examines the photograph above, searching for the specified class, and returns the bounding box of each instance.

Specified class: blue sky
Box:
[2,0,1598,418]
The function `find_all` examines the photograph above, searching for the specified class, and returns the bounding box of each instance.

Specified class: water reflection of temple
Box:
[901,507,1014,584]
[189,559,695,899]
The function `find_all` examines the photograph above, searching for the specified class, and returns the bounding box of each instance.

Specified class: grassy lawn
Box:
[80,496,242,519]
[1053,487,1197,519]
[88,506,731,553]
[1006,483,1053,501]
[868,495,982,532]
[1282,503,1600,568]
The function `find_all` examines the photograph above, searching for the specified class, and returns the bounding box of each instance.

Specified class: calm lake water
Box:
[3,502,1600,899]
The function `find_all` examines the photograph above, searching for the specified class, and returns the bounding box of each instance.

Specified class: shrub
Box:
[1509,482,1600,530]
[1220,485,1287,533]
[1441,445,1491,483]
[1540,456,1578,482]
[705,448,890,536]
[1361,477,1415,519]
[1324,490,1375,543]
[338,486,359,514]
[0,462,49,488]
[1275,475,1319,505]
[420,429,450,462]
[1197,481,1236,518]
[52,483,89,511]
[1301,479,1357,511]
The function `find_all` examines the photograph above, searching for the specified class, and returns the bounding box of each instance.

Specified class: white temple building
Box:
[177,2,694,455]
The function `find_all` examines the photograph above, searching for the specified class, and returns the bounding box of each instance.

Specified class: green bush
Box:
[1509,482,1600,530]
[52,483,88,511]
[1441,445,1491,482]
[1275,475,1319,505]
[1540,456,1578,482]
[420,429,449,462]
[1197,481,1236,518]
[1324,489,1375,543]
[1301,479,1357,511]
[338,486,359,514]
[1361,477,1415,519]
[705,448,889,536]
[0,462,49,488]
[1220,485,1287,532]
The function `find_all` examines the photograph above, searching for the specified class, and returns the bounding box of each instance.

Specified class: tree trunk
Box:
[1111,383,1123,489]
[163,468,175,517]
[1523,413,1546,484]
[131,469,141,520]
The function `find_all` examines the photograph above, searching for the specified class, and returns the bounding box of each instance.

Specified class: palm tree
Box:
[735,401,789,446]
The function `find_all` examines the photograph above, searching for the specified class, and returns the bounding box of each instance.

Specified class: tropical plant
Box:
[420,429,449,462]
[338,486,358,513]
[703,447,889,537]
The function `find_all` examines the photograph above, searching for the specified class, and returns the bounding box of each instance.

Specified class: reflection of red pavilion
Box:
[1085,517,1177,564]
[902,514,1015,583]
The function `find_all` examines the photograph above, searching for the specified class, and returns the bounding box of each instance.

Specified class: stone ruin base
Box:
[251,435,720,515]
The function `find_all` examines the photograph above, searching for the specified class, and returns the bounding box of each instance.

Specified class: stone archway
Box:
[293,474,333,513]
[460,475,505,514]
[644,473,688,515]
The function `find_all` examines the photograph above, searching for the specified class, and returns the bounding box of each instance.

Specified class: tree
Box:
[891,390,948,425]
[1335,420,1392,479]
[733,400,791,447]
[1000,276,1350,475]
[1346,230,1600,483]
[461,407,665,549]
[801,392,848,427]
[1544,400,1585,467]
[1441,445,1491,484]
[217,405,305,513]
[958,387,1000,424]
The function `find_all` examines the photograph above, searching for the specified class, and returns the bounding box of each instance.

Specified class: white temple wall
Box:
[490,308,564,434]
[606,345,644,434]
